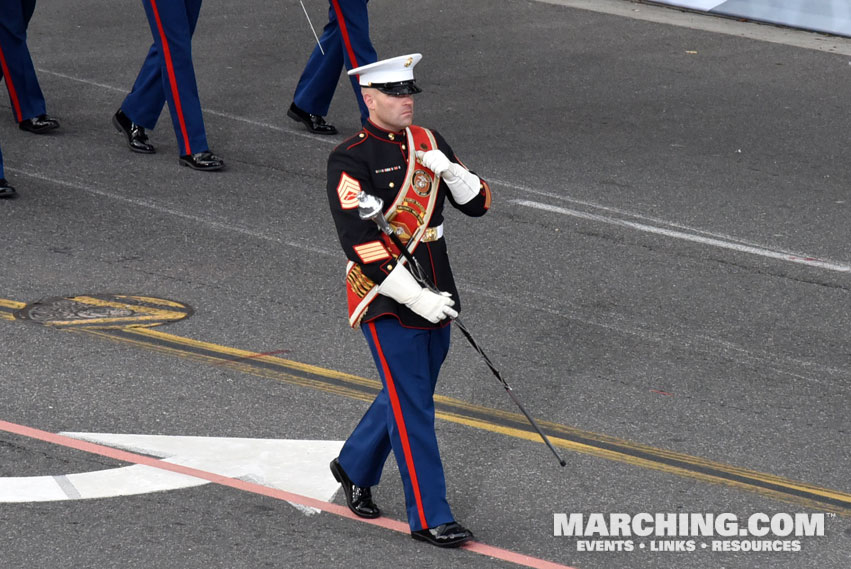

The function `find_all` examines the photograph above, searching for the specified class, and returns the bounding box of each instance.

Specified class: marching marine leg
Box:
[332,318,473,547]
[114,0,223,170]
[361,319,455,533]
[114,44,162,154]
[0,0,59,134]
[289,0,377,133]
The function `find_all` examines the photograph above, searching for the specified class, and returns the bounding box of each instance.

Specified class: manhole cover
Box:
[15,294,193,329]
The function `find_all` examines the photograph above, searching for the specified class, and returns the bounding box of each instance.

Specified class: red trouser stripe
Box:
[330,0,360,70]
[149,0,192,155]
[367,322,429,529]
[0,42,23,121]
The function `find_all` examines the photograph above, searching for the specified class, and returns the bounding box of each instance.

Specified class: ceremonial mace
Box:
[357,191,567,467]
[297,0,325,55]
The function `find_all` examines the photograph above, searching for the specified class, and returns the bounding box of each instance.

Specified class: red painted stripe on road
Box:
[148,0,192,155]
[367,322,429,530]
[0,43,23,121]
[0,418,576,569]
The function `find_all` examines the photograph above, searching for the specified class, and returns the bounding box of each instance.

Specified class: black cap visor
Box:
[370,80,422,96]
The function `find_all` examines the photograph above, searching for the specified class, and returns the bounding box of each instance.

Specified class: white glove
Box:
[377,263,458,323]
[416,150,481,205]
[417,149,452,178]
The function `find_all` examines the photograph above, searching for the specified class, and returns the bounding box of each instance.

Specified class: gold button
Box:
[389,182,395,188]
[359,133,365,138]
[387,264,393,271]
[401,144,406,150]
[388,133,395,140]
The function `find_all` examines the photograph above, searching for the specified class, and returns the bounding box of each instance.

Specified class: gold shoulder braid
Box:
[346,264,375,299]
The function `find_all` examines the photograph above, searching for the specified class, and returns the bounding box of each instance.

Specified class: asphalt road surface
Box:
[1,1,850,568]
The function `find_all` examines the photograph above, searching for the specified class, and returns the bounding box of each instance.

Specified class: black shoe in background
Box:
[113,109,155,154]
[19,114,59,134]
[0,179,17,199]
[287,102,338,135]
[179,151,224,171]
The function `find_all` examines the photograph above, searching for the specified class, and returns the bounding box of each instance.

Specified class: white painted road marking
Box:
[19,68,851,277]
[512,198,851,273]
[0,433,343,515]
[0,420,576,569]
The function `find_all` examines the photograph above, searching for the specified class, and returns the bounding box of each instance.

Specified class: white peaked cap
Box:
[348,53,423,87]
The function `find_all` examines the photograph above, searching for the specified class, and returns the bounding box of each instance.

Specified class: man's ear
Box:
[361,89,376,110]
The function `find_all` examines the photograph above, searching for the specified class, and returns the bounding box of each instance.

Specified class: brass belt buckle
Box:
[422,226,439,242]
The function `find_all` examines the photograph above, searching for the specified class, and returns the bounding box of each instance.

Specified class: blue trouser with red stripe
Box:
[292,0,377,124]
[338,317,455,531]
[0,0,47,123]
[121,0,208,156]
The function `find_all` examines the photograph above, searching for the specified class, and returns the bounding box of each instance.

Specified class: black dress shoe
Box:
[329,458,380,518]
[179,151,224,171]
[113,109,155,154]
[287,102,338,135]
[411,522,474,548]
[0,179,17,199]
[19,114,59,134]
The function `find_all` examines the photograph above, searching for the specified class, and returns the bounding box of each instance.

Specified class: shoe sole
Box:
[112,116,156,154]
[179,159,224,172]
[20,124,59,134]
[287,109,338,135]
[411,532,473,548]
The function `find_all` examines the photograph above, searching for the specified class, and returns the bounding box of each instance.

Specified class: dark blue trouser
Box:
[121,0,208,156]
[0,140,5,179]
[338,317,455,531]
[0,0,46,122]
[292,0,377,124]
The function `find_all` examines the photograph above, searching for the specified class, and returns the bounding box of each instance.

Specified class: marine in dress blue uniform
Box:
[326,54,492,548]
[112,0,223,171]
[288,0,377,134]
[0,0,59,133]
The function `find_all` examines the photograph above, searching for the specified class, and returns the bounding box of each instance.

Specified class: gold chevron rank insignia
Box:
[337,173,361,210]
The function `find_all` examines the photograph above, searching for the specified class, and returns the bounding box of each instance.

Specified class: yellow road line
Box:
[130,327,380,388]
[114,295,189,309]
[46,317,176,327]
[4,296,850,515]
[108,328,851,515]
[68,296,188,319]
